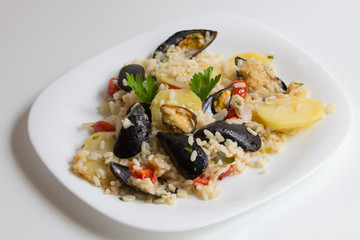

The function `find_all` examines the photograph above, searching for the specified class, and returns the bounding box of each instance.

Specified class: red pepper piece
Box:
[91,121,116,133]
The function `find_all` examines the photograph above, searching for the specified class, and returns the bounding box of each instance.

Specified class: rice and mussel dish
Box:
[71,29,334,205]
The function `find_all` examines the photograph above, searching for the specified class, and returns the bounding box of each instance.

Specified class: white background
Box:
[1,0,359,239]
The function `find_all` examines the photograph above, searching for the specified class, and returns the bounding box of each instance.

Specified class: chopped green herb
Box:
[294,82,304,86]
[212,151,235,164]
[126,73,159,104]
[267,54,275,60]
[265,71,273,79]
[235,100,242,106]
[184,147,193,152]
[92,135,99,140]
[189,66,221,101]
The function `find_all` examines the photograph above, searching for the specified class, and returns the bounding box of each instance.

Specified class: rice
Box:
[121,195,136,202]
[122,117,134,129]
[71,41,332,205]
[188,135,194,145]
[190,150,198,162]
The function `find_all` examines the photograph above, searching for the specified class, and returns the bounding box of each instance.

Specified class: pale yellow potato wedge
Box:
[73,132,117,186]
[256,97,325,130]
[229,52,272,65]
[150,89,202,122]
[155,69,189,89]
[155,65,221,89]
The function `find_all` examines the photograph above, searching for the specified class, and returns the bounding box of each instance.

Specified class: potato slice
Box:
[150,89,202,122]
[73,132,117,186]
[155,69,189,89]
[229,52,272,65]
[155,65,222,89]
[256,97,325,130]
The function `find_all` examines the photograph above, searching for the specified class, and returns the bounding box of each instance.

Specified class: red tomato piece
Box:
[168,84,180,89]
[91,121,116,133]
[225,108,240,120]
[129,162,158,183]
[228,80,248,99]
[218,165,233,180]
[108,78,120,96]
[193,174,210,185]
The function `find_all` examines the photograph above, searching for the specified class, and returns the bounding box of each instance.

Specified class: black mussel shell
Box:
[276,77,287,91]
[113,103,151,158]
[118,64,145,92]
[109,162,133,188]
[194,122,261,152]
[202,86,235,115]
[109,162,164,197]
[126,102,152,120]
[235,56,247,67]
[153,29,218,61]
[157,131,208,180]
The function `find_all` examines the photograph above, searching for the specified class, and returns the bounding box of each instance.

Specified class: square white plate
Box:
[28,14,352,232]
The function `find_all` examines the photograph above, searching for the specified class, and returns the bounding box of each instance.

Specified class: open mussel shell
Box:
[157,131,208,180]
[118,64,145,92]
[153,29,218,61]
[202,86,235,116]
[113,103,151,158]
[194,121,261,152]
[109,162,164,197]
[160,104,197,134]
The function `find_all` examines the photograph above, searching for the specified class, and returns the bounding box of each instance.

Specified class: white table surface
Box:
[1,0,359,239]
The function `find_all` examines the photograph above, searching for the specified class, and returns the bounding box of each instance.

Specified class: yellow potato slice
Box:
[150,89,202,122]
[155,65,222,89]
[73,132,117,186]
[228,52,272,65]
[155,69,189,89]
[256,97,325,130]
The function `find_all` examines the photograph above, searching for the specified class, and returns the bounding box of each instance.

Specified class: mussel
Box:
[153,29,218,62]
[202,86,235,115]
[118,64,145,92]
[127,102,152,120]
[157,131,208,180]
[194,121,261,152]
[160,104,197,134]
[109,162,165,197]
[113,103,151,158]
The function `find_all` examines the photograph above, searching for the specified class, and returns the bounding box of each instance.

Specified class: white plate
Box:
[28,14,352,232]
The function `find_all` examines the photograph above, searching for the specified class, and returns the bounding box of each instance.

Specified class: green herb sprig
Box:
[126,73,159,104]
[212,151,235,164]
[189,66,221,101]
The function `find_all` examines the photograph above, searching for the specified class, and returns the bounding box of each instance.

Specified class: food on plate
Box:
[71,29,334,205]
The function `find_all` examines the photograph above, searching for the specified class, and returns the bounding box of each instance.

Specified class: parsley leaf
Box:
[126,73,159,104]
[189,66,221,101]
[212,151,235,164]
